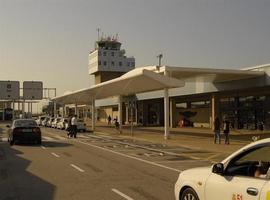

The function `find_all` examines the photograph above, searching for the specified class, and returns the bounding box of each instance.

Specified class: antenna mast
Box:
[97,28,100,40]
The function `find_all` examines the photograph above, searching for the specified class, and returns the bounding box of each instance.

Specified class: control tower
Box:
[88,36,135,85]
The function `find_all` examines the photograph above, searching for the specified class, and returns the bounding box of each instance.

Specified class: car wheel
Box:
[181,188,199,200]
[37,139,42,145]
[9,139,14,146]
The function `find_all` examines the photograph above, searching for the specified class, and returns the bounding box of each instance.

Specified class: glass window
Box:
[190,101,210,108]
[111,61,115,66]
[111,52,114,56]
[103,51,107,56]
[98,61,101,66]
[226,145,270,178]
[119,61,122,66]
[176,103,187,108]
[103,61,107,66]
[127,62,130,67]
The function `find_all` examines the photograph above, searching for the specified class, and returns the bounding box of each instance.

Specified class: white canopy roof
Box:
[159,66,265,83]
[54,65,265,104]
[53,67,184,104]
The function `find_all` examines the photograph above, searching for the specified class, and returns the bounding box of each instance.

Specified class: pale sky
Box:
[1,0,270,96]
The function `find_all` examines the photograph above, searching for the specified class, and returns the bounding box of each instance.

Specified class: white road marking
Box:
[78,135,90,139]
[88,134,201,160]
[41,146,47,149]
[0,137,8,142]
[42,136,55,141]
[70,164,85,172]
[54,135,66,140]
[51,152,60,158]
[111,188,134,200]
[77,140,181,173]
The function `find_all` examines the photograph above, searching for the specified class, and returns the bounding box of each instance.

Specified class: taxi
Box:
[175,138,270,200]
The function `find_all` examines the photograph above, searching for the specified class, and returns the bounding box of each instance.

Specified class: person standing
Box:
[67,115,72,138]
[108,115,112,125]
[213,117,221,144]
[223,118,230,145]
[71,115,78,138]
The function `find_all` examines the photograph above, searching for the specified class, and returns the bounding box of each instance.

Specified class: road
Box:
[0,124,224,200]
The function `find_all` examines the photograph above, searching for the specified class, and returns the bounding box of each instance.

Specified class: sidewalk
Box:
[87,122,258,155]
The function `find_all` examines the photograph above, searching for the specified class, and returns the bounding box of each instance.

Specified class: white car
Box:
[51,118,61,128]
[77,119,86,132]
[175,138,270,200]
[57,118,68,130]
[46,117,54,127]
[36,116,46,126]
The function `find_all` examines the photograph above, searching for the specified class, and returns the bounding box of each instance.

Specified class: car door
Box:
[205,173,266,200]
[205,145,270,200]
[260,180,270,200]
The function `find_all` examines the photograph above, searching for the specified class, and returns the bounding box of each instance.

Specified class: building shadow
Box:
[0,142,56,200]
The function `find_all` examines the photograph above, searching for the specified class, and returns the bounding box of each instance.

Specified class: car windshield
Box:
[13,120,37,127]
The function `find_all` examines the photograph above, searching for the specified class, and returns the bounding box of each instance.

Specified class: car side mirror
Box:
[212,163,224,175]
[6,125,10,128]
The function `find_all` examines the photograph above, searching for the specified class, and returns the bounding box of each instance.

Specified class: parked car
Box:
[7,119,42,145]
[36,116,46,126]
[175,138,270,200]
[46,117,54,127]
[41,117,49,127]
[51,117,61,128]
[57,118,68,130]
[77,119,86,132]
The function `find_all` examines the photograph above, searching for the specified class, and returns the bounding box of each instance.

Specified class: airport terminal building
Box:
[57,38,270,131]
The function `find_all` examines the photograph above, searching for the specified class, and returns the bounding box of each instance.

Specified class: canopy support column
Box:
[74,103,78,116]
[12,101,15,120]
[91,99,95,132]
[118,96,123,133]
[2,102,5,121]
[164,88,169,139]
[53,101,57,117]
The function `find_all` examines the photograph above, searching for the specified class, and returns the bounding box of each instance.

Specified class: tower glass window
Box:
[103,61,107,66]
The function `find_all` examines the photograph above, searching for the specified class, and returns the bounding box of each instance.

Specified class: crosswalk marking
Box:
[78,135,90,139]
[42,136,55,141]
[0,135,69,142]
[53,135,66,140]
[0,138,8,142]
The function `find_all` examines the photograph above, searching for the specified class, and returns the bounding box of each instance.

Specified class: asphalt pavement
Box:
[0,123,247,200]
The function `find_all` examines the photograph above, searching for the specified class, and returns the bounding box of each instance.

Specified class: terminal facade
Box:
[62,37,270,131]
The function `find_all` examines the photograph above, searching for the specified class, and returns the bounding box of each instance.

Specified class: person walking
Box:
[67,116,72,138]
[71,115,78,138]
[223,117,230,145]
[108,115,112,125]
[213,117,221,144]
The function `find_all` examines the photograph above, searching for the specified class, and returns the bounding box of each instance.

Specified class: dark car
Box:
[7,119,42,145]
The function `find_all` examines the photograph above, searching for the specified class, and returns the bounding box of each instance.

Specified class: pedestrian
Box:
[223,117,230,145]
[213,117,221,144]
[67,116,72,138]
[113,117,119,130]
[108,115,112,125]
[71,115,78,138]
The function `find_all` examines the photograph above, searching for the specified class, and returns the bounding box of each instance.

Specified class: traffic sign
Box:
[0,81,20,100]
[23,81,43,100]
